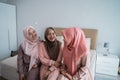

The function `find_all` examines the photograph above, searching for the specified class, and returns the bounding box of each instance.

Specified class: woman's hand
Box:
[60,64,66,69]
[32,64,37,68]
[65,73,72,80]
[42,71,51,80]
[19,74,25,80]
[54,61,61,67]
[60,69,66,75]
[61,70,72,80]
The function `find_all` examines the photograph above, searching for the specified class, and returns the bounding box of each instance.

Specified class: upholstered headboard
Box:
[54,28,98,50]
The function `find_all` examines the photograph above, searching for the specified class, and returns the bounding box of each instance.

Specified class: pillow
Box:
[86,38,91,50]
[56,36,91,50]
[56,36,64,44]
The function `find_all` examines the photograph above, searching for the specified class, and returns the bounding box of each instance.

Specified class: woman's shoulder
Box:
[18,44,23,50]
[54,40,63,47]
[39,41,46,47]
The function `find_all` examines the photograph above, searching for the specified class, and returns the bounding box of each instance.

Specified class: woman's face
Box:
[28,28,37,41]
[46,29,56,42]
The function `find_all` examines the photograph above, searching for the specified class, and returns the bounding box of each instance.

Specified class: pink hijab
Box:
[61,27,89,75]
[22,26,39,71]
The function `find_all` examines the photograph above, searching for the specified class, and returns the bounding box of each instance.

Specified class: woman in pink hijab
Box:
[17,26,41,80]
[58,27,92,80]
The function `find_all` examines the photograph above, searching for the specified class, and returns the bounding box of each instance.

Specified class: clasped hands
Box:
[54,61,61,68]
[60,64,73,80]
[43,61,61,79]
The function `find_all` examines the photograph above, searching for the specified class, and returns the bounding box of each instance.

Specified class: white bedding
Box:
[1,55,17,68]
[0,55,18,80]
[0,50,96,80]
[89,50,97,80]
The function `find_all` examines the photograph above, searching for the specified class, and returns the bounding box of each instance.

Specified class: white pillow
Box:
[86,38,91,50]
[56,36,64,44]
[56,36,91,50]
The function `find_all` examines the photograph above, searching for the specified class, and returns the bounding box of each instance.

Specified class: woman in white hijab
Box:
[17,26,41,80]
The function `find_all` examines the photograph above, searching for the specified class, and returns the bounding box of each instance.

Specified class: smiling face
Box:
[27,28,37,42]
[46,28,56,42]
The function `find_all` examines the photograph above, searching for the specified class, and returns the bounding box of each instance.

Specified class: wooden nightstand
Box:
[96,54,119,76]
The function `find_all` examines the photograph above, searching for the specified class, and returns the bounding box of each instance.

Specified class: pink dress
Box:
[58,54,93,80]
[39,42,63,80]
[58,27,93,80]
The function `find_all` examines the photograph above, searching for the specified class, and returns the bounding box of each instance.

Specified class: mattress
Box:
[89,50,97,80]
[0,55,18,80]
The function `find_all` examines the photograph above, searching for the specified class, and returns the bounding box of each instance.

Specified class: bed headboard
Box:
[54,28,98,50]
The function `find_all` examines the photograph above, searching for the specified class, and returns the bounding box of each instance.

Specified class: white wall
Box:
[6,0,120,57]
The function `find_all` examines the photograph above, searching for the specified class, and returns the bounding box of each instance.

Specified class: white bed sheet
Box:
[89,50,97,80]
[0,55,18,80]
[1,55,17,68]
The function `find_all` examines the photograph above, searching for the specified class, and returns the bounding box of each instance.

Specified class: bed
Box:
[0,55,18,80]
[0,27,98,80]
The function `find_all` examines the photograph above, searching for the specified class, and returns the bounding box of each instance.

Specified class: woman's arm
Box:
[54,43,64,68]
[39,42,55,66]
[17,45,24,74]
[73,54,88,78]
[81,54,87,66]
[17,45,25,80]
[56,43,64,63]
[60,69,72,80]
